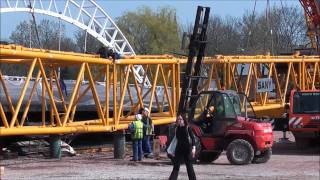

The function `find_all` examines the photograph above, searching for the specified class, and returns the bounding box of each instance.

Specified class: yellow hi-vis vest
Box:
[132,120,143,140]
[146,118,154,136]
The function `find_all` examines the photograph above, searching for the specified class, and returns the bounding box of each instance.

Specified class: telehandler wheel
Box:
[226,139,254,165]
[252,149,272,164]
[295,137,310,149]
[199,151,221,163]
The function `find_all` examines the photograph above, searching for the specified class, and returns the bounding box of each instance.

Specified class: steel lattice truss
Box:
[0,0,135,55]
[0,0,151,86]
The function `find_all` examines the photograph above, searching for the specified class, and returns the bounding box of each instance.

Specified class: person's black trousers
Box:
[169,150,196,180]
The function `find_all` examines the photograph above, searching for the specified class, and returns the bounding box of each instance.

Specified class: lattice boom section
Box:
[0,45,178,136]
[193,55,320,117]
[1,45,319,136]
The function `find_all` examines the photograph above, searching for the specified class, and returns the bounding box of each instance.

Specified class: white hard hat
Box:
[144,107,150,113]
[135,114,142,120]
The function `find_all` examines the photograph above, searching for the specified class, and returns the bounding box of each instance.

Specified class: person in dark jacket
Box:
[169,114,196,180]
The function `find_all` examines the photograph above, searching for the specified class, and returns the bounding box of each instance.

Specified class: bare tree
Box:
[74,30,102,54]
[10,19,77,51]
[205,15,242,55]
[6,19,77,76]
[239,5,307,55]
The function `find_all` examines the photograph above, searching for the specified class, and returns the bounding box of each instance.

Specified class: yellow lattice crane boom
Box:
[1,44,319,136]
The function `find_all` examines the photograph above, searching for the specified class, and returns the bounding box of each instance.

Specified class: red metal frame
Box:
[300,0,320,49]
[288,89,320,133]
[192,117,274,152]
[300,0,320,27]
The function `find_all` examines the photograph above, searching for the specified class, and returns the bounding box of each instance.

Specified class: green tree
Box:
[116,6,180,54]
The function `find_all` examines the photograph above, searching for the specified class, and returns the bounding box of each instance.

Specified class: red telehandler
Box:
[172,6,274,165]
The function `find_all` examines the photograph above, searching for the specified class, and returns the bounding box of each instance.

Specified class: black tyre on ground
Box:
[198,151,221,163]
[295,137,310,149]
[252,148,272,164]
[226,139,254,165]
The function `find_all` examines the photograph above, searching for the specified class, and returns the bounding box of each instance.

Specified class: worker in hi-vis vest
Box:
[129,114,144,161]
[140,107,154,158]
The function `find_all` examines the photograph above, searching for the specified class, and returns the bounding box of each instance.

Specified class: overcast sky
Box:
[0,0,301,41]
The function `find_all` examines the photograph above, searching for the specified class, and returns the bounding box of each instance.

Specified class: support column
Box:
[113,130,126,159]
[49,135,61,159]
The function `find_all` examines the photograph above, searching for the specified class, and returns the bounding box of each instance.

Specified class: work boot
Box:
[145,153,154,158]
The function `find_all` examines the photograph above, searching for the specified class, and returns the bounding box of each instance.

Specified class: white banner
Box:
[257,78,273,93]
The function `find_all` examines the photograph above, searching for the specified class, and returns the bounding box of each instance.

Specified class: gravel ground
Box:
[1,132,319,180]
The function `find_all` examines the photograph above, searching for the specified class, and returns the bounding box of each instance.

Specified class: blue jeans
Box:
[132,139,143,161]
[142,135,152,154]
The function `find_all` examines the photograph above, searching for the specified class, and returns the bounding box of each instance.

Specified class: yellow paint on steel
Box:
[148,65,160,116]
[0,117,176,136]
[21,71,41,126]
[62,63,85,126]
[160,65,173,116]
[171,65,176,115]
[178,55,320,64]
[312,62,319,89]
[116,64,132,125]
[113,63,118,128]
[9,58,36,127]
[38,59,62,126]
[131,65,144,110]
[0,45,319,136]
[0,70,15,116]
[41,76,46,126]
[0,45,106,63]
[49,68,55,125]
[105,65,110,125]
[253,104,285,118]
[0,103,9,128]
[115,59,179,65]
[85,63,106,126]
[53,68,68,112]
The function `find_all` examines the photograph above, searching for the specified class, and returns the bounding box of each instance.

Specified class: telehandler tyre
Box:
[252,148,272,164]
[226,139,254,165]
[199,151,221,163]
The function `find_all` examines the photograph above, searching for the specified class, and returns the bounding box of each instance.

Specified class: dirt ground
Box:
[1,132,319,180]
